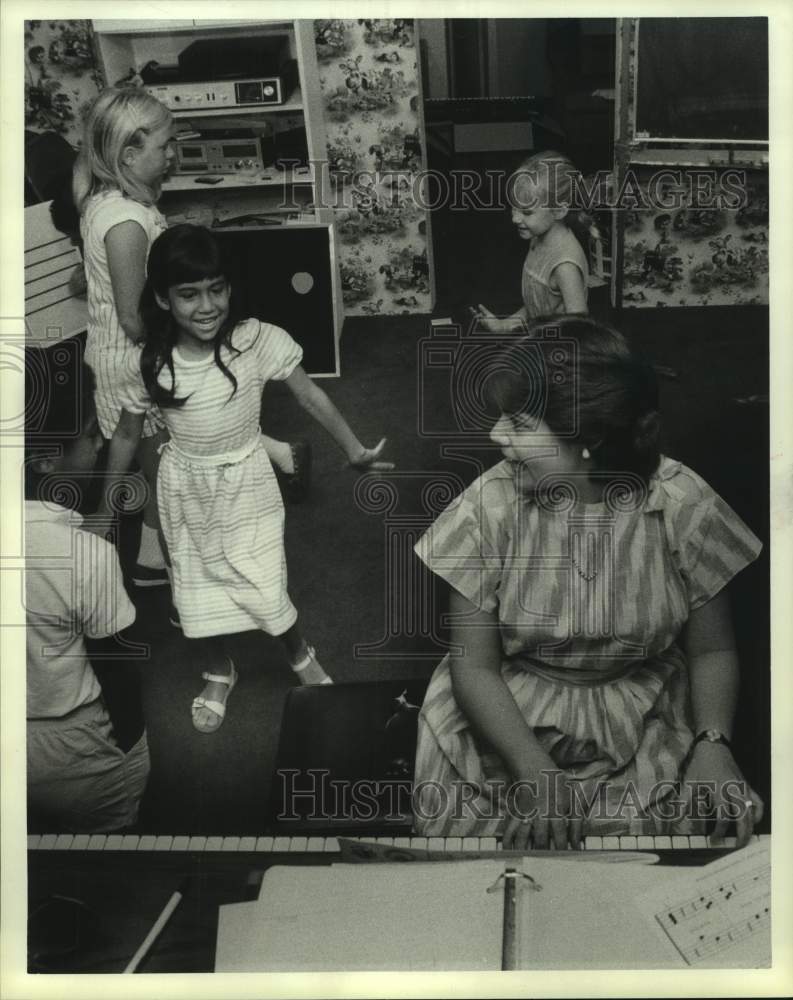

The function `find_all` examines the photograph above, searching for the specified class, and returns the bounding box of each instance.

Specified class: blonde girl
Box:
[74,87,174,582]
[474,151,599,331]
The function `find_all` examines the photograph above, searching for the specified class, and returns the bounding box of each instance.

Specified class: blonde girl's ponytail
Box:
[567,208,606,284]
[72,87,172,215]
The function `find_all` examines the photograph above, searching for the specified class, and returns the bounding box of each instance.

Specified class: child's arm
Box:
[470,304,529,333]
[552,262,588,314]
[283,365,394,469]
[105,221,149,344]
[85,409,146,534]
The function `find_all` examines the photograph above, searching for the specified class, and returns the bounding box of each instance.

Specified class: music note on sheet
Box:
[638,839,770,967]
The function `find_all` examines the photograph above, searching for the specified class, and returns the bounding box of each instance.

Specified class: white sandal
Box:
[290,645,333,685]
[191,661,238,732]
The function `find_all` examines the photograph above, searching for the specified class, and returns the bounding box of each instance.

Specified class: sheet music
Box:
[635,839,771,967]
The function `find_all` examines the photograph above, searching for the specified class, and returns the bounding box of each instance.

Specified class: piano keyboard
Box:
[27,832,767,854]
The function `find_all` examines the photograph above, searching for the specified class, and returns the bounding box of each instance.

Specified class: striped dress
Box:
[81,190,167,438]
[521,224,588,318]
[413,458,762,836]
[119,319,302,639]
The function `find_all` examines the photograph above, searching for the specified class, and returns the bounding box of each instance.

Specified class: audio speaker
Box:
[212,225,338,376]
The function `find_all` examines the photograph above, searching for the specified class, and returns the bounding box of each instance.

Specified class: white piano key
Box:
[28,835,42,850]
[409,837,428,850]
[306,836,326,852]
[636,835,655,850]
[374,837,393,846]
[136,835,157,851]
[480,837,498,851]
[689,835,708,849]
[705,834,734,848]
[671,836,690,849]
[288,836,308,852]
[602,836,620,850]
[584,836,604,850]
[104,834,123,850]
[444,837,463,852]
[39,834,58,850]
[392,837,411,848]
[188,836,207,851]
[238,836,257,852]
[154,836,174,851]
[462,837,480,852]
[255,836,274,852]
[54,834,74,850]
[272,836,292,852]
[323,837,341,853]
[618,836,637,850]
[653,836,672,850]
[171,836,190,851]
[87,834,107,850]
[205,836,224,851]
[222,837,241,852]
[427,837,445,852]
[120,835,138,851]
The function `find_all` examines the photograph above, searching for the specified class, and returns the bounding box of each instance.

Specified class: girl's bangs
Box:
[166,241,227,287]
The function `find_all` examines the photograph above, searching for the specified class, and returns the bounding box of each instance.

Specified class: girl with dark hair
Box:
[413,316,763,848]
[101,224,392,733]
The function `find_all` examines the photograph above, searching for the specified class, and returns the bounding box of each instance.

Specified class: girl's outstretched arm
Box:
[552,262,588,314]
[106,220,149,343]
[284,365,394,470]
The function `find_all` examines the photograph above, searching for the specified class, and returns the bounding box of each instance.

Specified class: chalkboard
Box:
[635,18,768,142]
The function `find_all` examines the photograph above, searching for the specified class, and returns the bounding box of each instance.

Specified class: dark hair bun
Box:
[632,410,661,472]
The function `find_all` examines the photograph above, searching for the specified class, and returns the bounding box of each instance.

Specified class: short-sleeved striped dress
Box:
[521,225,588,318]
[81,190,167,438]
[119,319,303,639]
[413,458,762,836]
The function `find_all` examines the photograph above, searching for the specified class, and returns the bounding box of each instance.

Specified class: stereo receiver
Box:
[142,36,299,111]
[146,69,297,112]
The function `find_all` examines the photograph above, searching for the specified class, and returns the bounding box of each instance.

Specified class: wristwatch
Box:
[692,728,733,753]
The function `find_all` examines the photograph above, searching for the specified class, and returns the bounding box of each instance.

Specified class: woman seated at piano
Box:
[413,316,764,850]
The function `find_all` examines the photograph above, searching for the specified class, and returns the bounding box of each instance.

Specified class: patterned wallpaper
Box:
[24,18,432,317]
[621,171,769,308]
[24,19,101,146]
[314,19,431,315]
[618,19,769,308]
